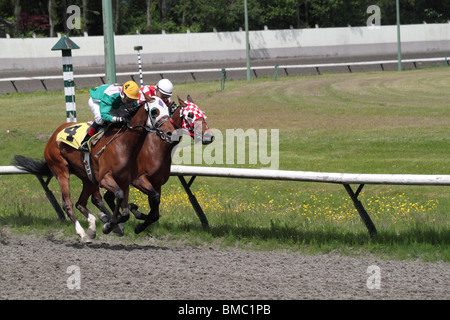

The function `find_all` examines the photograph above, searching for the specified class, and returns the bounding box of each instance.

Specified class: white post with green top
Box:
[51,35,80,122]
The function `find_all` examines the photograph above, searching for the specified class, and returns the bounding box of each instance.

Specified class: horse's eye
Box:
[151,108,160,118]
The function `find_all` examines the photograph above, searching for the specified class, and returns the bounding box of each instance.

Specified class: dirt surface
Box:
[0,231,448,301]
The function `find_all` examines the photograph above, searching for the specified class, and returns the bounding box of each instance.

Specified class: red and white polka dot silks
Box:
[138,85,171,106]
[181,101,206,134]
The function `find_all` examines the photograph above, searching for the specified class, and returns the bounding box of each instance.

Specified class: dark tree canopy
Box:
[1,0,449,37]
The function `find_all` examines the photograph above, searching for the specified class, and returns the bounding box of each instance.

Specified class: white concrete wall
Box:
[0,23,449,71]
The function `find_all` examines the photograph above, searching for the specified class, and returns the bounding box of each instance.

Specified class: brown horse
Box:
[104,95,214,234]
[13,95,176,242]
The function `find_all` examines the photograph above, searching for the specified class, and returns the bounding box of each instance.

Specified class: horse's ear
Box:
[187,95,194,103]
[143,93,155,103]
[178,96,187,107]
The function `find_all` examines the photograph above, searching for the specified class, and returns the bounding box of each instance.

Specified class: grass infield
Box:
[0,67,449,261]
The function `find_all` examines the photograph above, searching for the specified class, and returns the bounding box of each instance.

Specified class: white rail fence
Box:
[2,165,449,237]
[1,57,448,92]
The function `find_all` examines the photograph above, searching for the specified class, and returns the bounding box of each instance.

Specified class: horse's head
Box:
[142,93,177,143]
[173,95,214,144]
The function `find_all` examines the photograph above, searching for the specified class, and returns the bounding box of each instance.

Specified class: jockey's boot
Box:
[79,122,100,152]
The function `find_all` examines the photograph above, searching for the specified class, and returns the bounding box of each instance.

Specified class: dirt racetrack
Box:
[0,231,448,301]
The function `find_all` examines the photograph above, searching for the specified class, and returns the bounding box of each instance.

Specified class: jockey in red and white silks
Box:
[138,78,173,107]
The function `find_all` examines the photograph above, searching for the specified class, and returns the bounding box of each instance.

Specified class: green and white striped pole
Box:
[51,35,80,122]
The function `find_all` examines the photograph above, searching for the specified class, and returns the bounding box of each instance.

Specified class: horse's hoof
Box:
[118,213,130,224]
[113,223,124,237]
[129,203,138,212]
[130,204,147,220]
[86,229,96,240]
[134,223,147,234]
[102,223,113,234]
[81,235,93,243]
[132,211,147,221]
[98,212,109,224]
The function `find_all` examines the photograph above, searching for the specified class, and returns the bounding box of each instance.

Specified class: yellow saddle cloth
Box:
[56,123,102,151]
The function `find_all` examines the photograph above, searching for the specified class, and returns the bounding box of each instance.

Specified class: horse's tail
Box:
[12,155,53,178]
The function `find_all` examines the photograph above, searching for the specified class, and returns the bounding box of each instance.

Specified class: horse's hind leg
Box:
[55,173,90,243]
[75,182,98,241]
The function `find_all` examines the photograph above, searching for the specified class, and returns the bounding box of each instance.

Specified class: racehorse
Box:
[103,95,214,234]
[13,95,176,242]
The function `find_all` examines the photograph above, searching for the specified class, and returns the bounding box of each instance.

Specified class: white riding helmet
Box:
[156,79,173,97]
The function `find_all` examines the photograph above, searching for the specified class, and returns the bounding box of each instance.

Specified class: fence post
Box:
[221,68,227,91]
[274,64,279,81]
[134,45,143,87]
[51,35,80,122]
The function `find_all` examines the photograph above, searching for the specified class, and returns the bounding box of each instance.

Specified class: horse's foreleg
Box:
[94,190,113,223]
[102,189,130,224]
[119,186,130,223]
[92,190,125,237]
[106,187,146,220]
[103,190,116,215]
[134,187,161,234]
[131,175,154,221]
[147,188,161,223]
[100,174,128,236]
[75,183,98,241]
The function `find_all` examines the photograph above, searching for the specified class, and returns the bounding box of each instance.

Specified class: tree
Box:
[48,0,55,36]
[12,0,20,37]
[146,0,151,33]
[160,0,166,25]
[82,0,88,34]
[1,0,450,37]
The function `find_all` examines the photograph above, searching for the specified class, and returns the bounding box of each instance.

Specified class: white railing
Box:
[170,165,450,186]
[5,165,450,185]
[2,164,449,237]
[1,57,448,92]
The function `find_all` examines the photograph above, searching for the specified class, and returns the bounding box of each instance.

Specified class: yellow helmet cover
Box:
[122,81,139,100]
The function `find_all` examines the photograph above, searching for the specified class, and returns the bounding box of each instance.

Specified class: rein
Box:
[128,115,172,141]
[94,125,126,159]
[94,104,172,158]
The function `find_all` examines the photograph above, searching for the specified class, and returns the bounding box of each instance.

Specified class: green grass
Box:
[1,68,449,261]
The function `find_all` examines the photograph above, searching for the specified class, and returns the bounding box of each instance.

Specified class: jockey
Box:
[139,78,173,107]
[79,80,140,152]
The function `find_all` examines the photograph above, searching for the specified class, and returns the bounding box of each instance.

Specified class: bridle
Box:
[169,103,205,138]
[127,101,173,143]
[94,101,173,158]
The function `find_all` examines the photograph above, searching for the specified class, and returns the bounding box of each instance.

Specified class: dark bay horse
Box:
[13,95,176,242]
[104,95,214,234]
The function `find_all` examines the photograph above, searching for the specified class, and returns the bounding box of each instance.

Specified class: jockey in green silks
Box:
[79,80,140,152]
